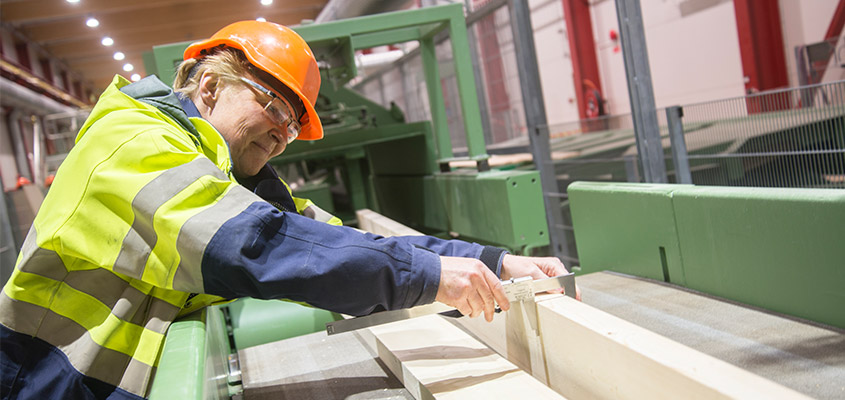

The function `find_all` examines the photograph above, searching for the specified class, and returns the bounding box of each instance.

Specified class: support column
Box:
[615,0,667,183]
[509,0,570,260]
[562,0,604,122]
[733,0,789,94]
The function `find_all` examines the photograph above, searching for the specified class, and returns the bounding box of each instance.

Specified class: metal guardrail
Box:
[673,80,845,189]
[546,80,845,263]
[349,2,844,264]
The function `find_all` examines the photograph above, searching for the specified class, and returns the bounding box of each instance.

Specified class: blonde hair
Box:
[173,47,307,119]
[173,49,252,97]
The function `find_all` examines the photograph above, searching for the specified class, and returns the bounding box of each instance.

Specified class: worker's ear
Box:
[198,71,221,109]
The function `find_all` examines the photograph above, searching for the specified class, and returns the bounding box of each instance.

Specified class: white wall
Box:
[529,0,580,125]
[531,0,844,119]
[359,0,841,139]
[586,0,746,115]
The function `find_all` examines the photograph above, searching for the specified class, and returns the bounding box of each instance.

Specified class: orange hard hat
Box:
[184,21,323,140]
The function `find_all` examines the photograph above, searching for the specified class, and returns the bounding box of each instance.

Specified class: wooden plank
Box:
[454,294,560,385]
[357,208,423,236]
[537,296,811,400]
[357,208,811,399]
[356,208,550,381]
[368,314,564,399]
[356,208,562,398]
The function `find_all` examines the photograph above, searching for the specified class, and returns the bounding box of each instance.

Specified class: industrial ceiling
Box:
[0,0,329,95]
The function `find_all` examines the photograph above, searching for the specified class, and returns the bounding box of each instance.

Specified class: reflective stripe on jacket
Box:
[0,75,500,398]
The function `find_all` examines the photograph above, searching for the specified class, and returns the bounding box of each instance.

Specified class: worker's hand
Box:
[500,255,582,301]
[436,256,511,322]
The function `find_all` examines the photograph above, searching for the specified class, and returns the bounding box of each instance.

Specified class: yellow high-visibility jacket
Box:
[0,75,499,399]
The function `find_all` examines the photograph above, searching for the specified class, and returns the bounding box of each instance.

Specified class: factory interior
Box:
[0,0,843,399]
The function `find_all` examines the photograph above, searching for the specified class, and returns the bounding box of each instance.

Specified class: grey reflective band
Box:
[16,226,67,282]
[14,229,178,335]
[0,292,153,397]
[114,158,228,279]
[173,185,259,292]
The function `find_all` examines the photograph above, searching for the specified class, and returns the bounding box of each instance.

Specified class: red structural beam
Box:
[473,0,511,143]
[733,0,789,93]
[562,0,603,121]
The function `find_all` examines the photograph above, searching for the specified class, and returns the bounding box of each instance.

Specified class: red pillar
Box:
[473,0,511,143]
[562,0,604,123]
[733,0,789,94]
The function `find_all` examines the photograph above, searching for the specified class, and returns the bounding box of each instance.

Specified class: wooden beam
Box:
[537,296,810,399]
[357,209,423,236]
[368,314,564,399]
[356,208,553,385]
[357,209,811,399]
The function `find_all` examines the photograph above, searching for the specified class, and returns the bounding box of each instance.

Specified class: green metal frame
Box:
[148,4,490,166]
[294,3,488,165]
[146,4,551,248]
[147,5,557,396]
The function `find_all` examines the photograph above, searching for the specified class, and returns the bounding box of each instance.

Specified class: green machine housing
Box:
[142,5,550,398]
[567,181,845,329]
[145,3,549,254]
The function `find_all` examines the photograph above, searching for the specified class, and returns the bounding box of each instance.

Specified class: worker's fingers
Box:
[485,270,510,312]
[457,299,473,317]
[538,256,568,277]
[466,291,485,318]
[470,273,497,321]
[436,256,513,320]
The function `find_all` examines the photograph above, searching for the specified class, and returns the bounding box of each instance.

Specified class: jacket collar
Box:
[119,75,201,144]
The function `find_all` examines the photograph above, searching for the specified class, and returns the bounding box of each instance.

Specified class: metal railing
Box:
[350,1,844,263]
[545,81,845,263]
[674,80,845,188]
[354,0,522,153]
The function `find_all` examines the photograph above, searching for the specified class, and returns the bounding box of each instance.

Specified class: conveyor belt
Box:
[239,329,412,399]
[577,271,845,399]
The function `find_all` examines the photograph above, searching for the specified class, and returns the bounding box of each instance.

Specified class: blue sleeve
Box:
[369,234,506,276]
[201,203,441,316]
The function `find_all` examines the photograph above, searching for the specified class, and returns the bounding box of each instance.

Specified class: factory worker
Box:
[0,20,577,400]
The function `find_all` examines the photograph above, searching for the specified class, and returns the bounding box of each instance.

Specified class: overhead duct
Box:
[0,77,79,116]
[315,0,414,23]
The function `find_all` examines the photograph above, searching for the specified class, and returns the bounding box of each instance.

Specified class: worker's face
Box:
[198,72,294,179]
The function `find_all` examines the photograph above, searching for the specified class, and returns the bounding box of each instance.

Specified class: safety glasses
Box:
[238,76,301,144]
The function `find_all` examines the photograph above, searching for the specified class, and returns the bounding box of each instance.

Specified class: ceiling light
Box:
[256,17,267,22]
[130,74,141,82]
[260,0,272,5]
[113,51,125,60]
[101,37,114,46]
[86,17,99,28]
[123,63,134,72]
[66,0,80,3]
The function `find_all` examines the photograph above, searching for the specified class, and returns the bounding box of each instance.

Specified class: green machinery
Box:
[142,4,845,398]
[143,4,549,398]
[568,181,845,329]
[146,3,549,255]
